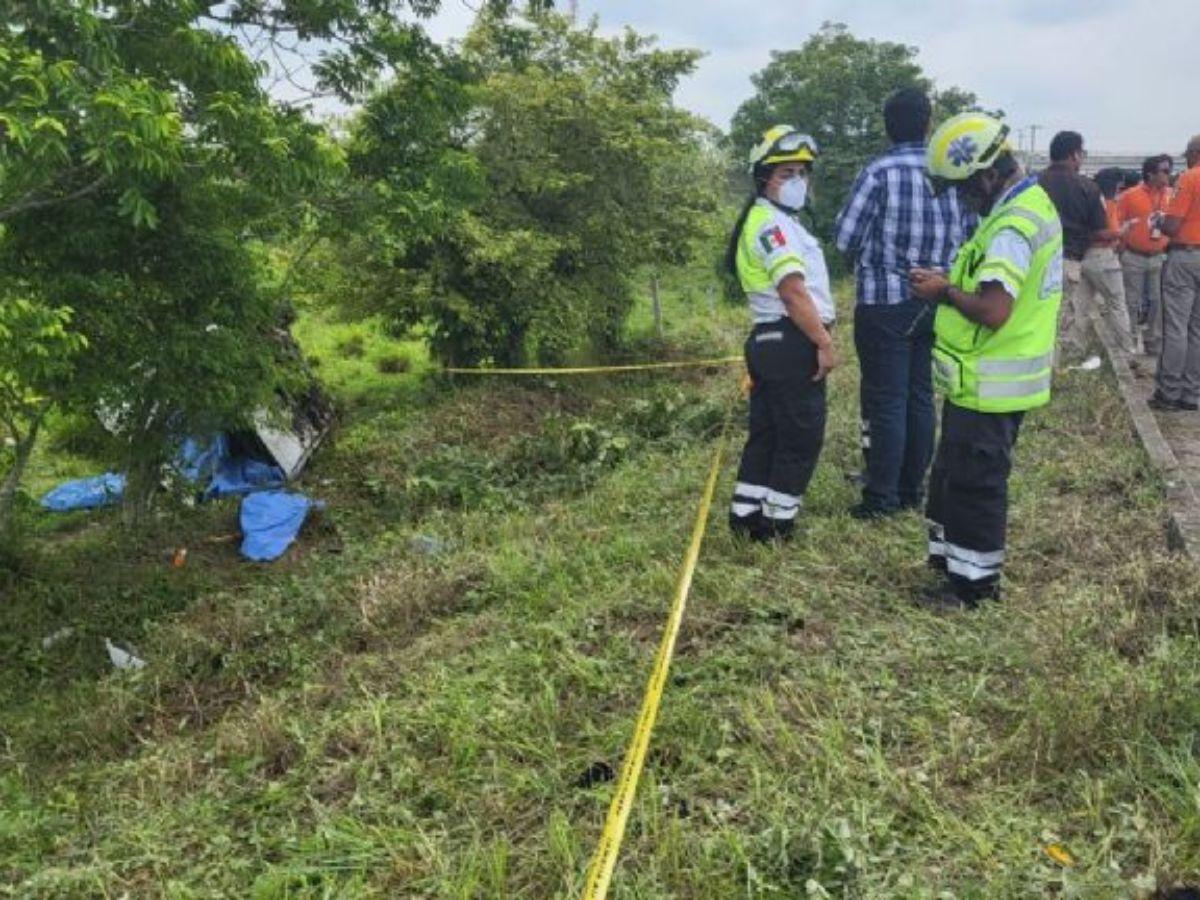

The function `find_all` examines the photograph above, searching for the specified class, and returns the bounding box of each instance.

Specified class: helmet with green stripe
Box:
[927,112,1012,192]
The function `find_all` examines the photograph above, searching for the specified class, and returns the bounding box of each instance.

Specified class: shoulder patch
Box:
[758,225,787,253]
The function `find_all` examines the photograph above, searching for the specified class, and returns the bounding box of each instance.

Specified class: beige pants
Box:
[1058,258,1090,360]
[1081,246,1135,354]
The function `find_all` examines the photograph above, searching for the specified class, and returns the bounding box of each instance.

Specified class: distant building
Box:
[1021,152,1155,177]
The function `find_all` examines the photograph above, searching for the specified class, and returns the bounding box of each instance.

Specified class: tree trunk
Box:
[0,405,49,534]
[499,324,528,368]
[650,275,664,339]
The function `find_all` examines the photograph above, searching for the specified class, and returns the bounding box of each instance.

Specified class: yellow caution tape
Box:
[581,404,732,899]
[445,356,741,376]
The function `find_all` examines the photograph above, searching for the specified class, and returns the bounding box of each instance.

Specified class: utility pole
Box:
[1028,124,1042,159]
[568,0,578,20]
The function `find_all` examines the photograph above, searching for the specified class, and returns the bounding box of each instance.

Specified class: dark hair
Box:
[1094,167,1123,199]
[992,149,1019,182]
[1123,169,1141,190]
[1049,131,1084,162]
[724,164,774,276]
[1142,154,1172,179]
[883,88,931,144]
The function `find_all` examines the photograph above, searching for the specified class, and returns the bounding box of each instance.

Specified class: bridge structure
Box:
[1020,151,1158,177]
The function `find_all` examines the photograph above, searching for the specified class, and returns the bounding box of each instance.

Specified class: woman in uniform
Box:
[726,126,840,541]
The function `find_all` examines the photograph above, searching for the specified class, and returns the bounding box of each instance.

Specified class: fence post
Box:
[651,275,664,339]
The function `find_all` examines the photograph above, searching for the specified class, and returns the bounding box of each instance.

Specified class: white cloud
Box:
[424,0,1200,156]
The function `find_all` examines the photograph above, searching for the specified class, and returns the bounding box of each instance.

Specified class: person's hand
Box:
[814,341,841,381]
[910,267,950,301]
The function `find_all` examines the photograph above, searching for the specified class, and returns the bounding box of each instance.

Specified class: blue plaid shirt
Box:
[834,142,972,306]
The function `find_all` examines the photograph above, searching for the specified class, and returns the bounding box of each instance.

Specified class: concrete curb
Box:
[1088,309,1200,557]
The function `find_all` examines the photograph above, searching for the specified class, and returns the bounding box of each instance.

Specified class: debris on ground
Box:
[40,627,75,650]
[410,534,453,556]
[1068,355,1103,372]
[104,638,146,671]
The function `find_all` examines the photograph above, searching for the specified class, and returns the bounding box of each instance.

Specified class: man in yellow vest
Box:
[910,113,1063,609]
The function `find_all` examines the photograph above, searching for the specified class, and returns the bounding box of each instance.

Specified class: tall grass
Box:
[2,278,1199,897]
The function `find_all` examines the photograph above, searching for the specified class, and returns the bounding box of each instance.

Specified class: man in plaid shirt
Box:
[835,88,973,519]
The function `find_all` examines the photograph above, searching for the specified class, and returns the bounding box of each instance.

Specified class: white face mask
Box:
[777,175,808,210]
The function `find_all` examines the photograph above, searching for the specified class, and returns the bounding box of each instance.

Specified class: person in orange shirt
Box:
[1117,155,1173,357]
[1151,135,1200,411]
[1079,168,1135,356]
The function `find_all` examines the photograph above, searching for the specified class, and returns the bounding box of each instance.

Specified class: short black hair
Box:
[1094,167,1123,199]
[1123,169,1141,189]
[1142,154,1172,179]
[1049,131,1084,162]
[993,150,1019,182]
[883,88,931,144]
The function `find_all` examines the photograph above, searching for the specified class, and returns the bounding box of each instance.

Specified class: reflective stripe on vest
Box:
[1004,207,1059,254]
[978,373,1052,399]
[976,351,1054,377]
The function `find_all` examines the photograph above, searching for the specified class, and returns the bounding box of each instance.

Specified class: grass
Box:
[3,271,1200,898]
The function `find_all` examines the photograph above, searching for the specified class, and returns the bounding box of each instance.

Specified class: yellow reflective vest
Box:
[932,180,1063,413]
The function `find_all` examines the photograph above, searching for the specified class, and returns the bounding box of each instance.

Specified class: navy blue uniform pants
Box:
[854,299,936,511]
[926,400,1024,602]
[730,319,827,540]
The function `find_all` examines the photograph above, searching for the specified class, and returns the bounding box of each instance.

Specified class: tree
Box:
[0,295,85,532]
[729,22,983,242]
[0,0,529,519]
[337,11,721,366]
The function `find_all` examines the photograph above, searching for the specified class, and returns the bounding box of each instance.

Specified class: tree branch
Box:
[0,174,111,223]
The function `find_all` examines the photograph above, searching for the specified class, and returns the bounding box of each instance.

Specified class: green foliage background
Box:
[729,23,984,245]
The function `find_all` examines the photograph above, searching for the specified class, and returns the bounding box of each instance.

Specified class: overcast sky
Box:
[424,0,1200,156]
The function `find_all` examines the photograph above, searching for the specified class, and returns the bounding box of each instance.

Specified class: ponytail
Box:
[724,194,758,277]
[725,163,773,277]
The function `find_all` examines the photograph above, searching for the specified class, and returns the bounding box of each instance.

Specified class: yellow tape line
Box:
[581,405,732,899]
[445,356,741,376]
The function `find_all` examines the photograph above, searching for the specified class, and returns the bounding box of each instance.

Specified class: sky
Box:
[421,0,1200,156]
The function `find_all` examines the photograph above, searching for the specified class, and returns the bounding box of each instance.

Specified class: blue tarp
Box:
[42,434,318,563]
[207,456,285,500]
[41,433,284,512]
[239,490,314,562]
[40,473,126,511]
[176,435,230,484]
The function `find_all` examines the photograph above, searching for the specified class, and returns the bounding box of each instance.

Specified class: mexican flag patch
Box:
[759,226,786,253]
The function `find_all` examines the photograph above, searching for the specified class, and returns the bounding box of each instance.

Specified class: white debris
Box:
[104,638,146,671]
[205,323,220,333]
[1069,355,1102,372]
[41,627,75,650]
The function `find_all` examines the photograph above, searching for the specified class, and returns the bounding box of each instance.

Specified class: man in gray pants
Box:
[1151,136,1200,412]
[1117,156,1173,357]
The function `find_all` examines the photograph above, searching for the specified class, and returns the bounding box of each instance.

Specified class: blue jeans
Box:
[854,300,936,511]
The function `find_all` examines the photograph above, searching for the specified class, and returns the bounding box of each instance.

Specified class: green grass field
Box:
[3,272,1200,898]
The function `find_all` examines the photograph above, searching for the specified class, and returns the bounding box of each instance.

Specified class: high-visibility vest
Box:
[932,181,1063,413]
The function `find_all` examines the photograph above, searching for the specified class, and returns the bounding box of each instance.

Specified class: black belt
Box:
[1169,244,1200,251]
[1124,248,1166,258]
[755,317,836,329]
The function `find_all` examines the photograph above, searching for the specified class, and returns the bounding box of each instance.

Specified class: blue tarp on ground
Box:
[207,456,285,500]
[176,435,230,484]
[40,473,126,511]
[239,490,313,562]
[41,433,285,512]
[42,434,317,563]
